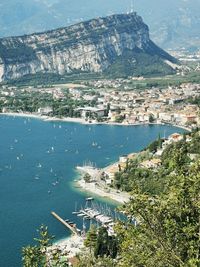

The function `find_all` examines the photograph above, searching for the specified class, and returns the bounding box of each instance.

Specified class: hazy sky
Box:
[0,0,199,48]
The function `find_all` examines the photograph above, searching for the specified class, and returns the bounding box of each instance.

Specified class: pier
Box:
[77,208,113,224]
[51,211,79,235]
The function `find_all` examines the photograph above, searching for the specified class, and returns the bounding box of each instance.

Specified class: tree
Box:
[149,114,155,123]
[94,227,118,259]
[22,245,41,267]
[83,173,92,183]
[116,160,200,267]
[22,225,69,267]
[22,225,54,267]
[84,224,97,252]
[94,227,109,258]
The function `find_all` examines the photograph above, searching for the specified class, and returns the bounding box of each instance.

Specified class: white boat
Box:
[86,197,94,201]
[92,142,98,147]
[77,213,85,217]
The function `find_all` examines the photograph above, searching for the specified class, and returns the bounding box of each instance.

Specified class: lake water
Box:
[0,115,185,267]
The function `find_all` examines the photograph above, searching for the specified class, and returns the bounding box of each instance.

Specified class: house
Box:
[168,133,183,142]
[119,155,128,163]
[159,112,174,122]
[104,164,120,180]
[76,107,106,119]
[140,158,162,169]
[38,107,53,115]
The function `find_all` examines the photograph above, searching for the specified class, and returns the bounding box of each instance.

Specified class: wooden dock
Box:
[51,211,78,235]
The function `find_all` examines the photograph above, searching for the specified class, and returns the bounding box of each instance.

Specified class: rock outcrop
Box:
[0,13,177,82]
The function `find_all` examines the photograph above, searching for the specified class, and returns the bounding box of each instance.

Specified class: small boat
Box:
[86,197,94,201]
[92,142,98,147]
[37,163,42,168]
[77,213,85,217]
[72,211,79,214]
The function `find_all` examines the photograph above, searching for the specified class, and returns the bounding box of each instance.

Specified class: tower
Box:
[131,0,134,13]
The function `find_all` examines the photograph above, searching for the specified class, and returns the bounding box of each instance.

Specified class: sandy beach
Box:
[76,178,130,204]
[0,112,191,131]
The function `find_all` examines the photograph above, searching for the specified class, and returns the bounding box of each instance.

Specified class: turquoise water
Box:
[0,115,185,267]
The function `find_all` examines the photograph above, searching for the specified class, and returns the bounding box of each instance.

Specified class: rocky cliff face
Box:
[0,13,176,82]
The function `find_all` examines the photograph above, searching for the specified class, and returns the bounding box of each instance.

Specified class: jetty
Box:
[76,208,113,224]
[51,211,80,235]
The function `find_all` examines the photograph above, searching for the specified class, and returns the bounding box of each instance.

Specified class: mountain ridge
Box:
[0,13,177,82]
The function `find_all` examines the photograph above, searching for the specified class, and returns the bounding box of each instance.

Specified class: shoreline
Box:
[48,234,84,260]
[74,165,130,204]
[76,178,130,204]
[0,112,192,131]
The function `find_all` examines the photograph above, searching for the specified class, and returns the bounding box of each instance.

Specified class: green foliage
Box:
[106,49,175,78]
[186,96,200,107]
[162,140,190,172]
[22,225,69,267]
[113,131,200,196]
[77,253,115,267]
[94,227,118,259]
[83,173,92,183]
[83,226,118,260]
[114,115,125,123]
[84,224,97,250]
[22,225,53,267]
[0,41,37,64]
[117,160,200,267]
[146,135,163,153]
[22,245,41,267]
[149,113,155,123]
[0,89,88,118]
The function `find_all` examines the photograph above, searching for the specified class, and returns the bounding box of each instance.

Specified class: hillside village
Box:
[78,129,199,190]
